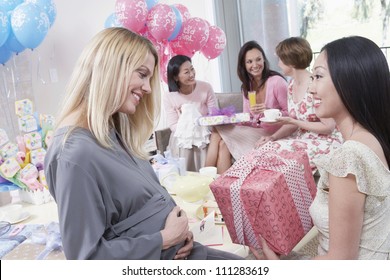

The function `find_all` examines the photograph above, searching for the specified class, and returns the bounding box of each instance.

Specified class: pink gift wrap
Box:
[210,149,317,255]
[197,113,250,126]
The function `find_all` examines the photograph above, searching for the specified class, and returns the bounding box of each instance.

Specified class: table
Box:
[2,189,249,259]
[172,194,248,258]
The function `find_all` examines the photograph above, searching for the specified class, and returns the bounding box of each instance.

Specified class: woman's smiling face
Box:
[118,52,155,115]
[244,48,264,79]
[309,51,346,121]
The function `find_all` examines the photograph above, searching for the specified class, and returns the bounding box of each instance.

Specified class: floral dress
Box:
[262,80,343,171]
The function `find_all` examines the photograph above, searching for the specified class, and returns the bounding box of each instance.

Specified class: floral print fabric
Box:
[262,80,343,171]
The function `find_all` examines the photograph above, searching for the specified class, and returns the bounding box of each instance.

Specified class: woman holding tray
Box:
[205,41,288,173]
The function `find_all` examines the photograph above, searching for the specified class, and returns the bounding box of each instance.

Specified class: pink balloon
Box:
[181,17,209,54]
[139,28,165,59]
[172,4,191,23]
[201,25,227,60]
[169,33,194,58]
[115,0,148,32]
[146,4,176,42]
[160,54,170,84]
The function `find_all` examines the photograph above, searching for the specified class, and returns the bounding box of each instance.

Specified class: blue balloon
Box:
[0,0,23,12]
[11,3,50,49]
[25,0,57,27]
[168,5,182,42]
[0,8,10,47]
[0,45,13,65]
[146,0,158,11]
[104,13,122,28]
[4,29,25,53]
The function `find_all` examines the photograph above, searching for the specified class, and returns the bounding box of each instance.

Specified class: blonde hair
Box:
[56,27,161,159]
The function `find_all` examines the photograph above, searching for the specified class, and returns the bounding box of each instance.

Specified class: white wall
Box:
[28,0,219,129]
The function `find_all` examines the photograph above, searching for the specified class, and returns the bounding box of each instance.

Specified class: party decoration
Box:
[4,29,26,54]
[181,17,209,54]
[0,45,12,65]
[201,25,227,60]
[0,7,10,47]
[104,2,228,83]
[11,2,50,49]
[146,3,176,42]
[159,54,169,84]
[104,12,122,28]
[169,34,194,58]
[172,3,191,23]
[145,0,158,11]
[0,0,23,12]
[168,5,182,42]
[25,0,57,27]
[115,0,148,33]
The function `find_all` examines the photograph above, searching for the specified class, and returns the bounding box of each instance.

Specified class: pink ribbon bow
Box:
[209,105,236,117]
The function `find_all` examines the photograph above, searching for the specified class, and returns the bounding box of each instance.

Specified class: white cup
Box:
[264,109,282,120]
[0,204,23,223]
[199,166,218,179]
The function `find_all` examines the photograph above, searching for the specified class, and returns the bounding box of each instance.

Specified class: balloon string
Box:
[37,55,47,85]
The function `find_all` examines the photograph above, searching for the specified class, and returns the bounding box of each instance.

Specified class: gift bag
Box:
[210,147,317,255]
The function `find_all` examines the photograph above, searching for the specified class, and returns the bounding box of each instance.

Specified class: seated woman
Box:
[253,36,390,260]
[164,55,217,172]
[205,41,288,174]
[256,37,343,171]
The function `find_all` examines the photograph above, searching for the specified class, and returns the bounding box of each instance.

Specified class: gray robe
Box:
[45,127,189,259]
[45,127,243,260]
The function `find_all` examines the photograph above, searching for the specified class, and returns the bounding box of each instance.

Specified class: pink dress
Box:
[259,80,343,170]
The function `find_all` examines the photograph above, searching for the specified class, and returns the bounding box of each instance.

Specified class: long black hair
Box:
[322,36,390,166]
[167,55,192,92]
[237,40,285,99]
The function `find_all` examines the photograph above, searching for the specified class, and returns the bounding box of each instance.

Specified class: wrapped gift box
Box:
[0,157,21,178]
[197,113,250,126]
[0,142,18,159]
[15,99,33,117]
[30,148,46,166]
[18,115,38,133]
[24,131,42,151]
[210,149,317,255]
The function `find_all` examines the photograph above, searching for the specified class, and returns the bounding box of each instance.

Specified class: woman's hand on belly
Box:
[174,231,194,260]
[161,206,189,249]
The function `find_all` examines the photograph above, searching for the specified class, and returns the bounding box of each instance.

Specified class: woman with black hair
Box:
[253,36,390,260]
[164,55,217,172]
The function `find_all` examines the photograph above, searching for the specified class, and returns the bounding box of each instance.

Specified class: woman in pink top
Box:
[164,55,217,172]
[205,41,288,173]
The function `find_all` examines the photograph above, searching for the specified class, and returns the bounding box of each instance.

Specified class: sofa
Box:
[154,92,243,154]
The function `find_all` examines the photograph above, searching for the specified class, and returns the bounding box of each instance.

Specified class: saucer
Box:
[260,117,278,123]
[1,212,31,224]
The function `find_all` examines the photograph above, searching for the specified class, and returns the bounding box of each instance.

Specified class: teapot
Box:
[162,173,213,203]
